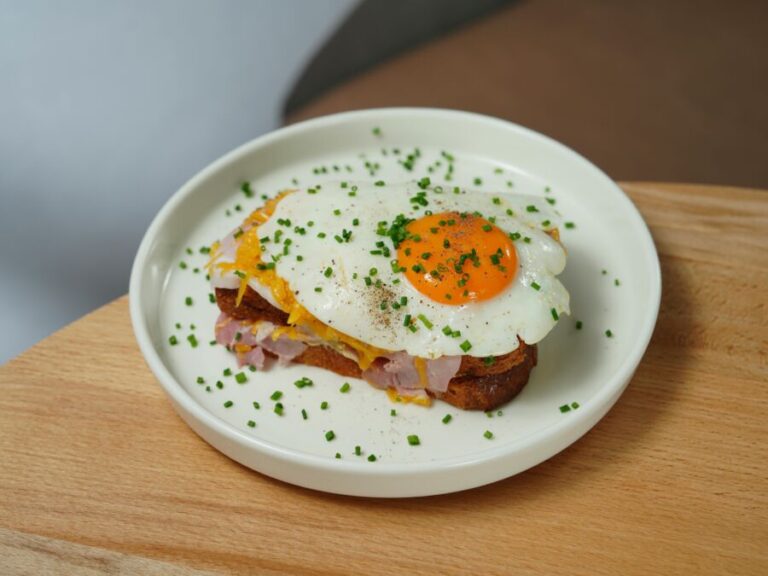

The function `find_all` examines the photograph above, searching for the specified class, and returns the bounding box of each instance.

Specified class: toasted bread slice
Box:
[215,287,536,410]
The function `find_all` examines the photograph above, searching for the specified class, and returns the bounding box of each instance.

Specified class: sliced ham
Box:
[238,346,265,369]
[425,355,462,393]
[362,353,461,394]
[215,313,305,368]
[259,335,307,364]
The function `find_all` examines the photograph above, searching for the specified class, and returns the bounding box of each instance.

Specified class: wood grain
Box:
[1,183,766,575]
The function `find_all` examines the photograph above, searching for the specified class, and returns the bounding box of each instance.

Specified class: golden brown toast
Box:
[216,287,536,410]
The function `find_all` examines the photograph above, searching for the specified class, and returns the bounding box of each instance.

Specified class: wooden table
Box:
[1,183,766,575]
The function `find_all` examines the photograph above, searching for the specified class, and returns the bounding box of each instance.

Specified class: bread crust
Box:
[215,287,536,410]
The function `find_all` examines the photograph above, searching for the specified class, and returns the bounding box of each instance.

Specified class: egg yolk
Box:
[397,211,517,305]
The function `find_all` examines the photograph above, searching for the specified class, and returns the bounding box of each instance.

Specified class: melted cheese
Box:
[386,388,432,407]
[212,191,388,371]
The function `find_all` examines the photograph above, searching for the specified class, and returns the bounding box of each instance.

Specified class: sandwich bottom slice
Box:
[214,286,537,411]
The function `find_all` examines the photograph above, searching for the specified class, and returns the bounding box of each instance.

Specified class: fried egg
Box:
[210,181,569,360]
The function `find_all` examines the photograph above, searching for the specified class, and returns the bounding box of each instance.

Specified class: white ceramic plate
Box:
[130,108,660,497]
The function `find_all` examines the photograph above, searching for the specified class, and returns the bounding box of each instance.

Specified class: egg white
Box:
[224,181,569,358]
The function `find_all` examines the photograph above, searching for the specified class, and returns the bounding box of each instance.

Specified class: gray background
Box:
[0,0,356,362]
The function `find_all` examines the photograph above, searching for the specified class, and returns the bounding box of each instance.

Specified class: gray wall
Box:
[0,0,356,362]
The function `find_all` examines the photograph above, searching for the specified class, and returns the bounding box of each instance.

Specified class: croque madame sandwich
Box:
[208,180,569,410]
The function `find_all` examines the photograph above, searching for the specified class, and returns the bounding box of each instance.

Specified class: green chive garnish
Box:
[223,400,233,408]
[340,382,351,393]
[294,377,313,388]
[407,435,421,446]
[483,430,494,440]
[325,430,335,442]
[442,414,452,424]
[168,335,178,346]
[459,340,472,352]
[270,390,283,401]
[235,372,247,384]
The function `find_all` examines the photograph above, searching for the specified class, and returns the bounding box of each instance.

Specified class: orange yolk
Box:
[397,211,517,305]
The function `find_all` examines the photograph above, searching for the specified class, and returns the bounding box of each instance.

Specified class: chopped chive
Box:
[196,376,205,384]
[321,401,329,410]
[247,420,256,428]
[274,402,284,416]
[565,222,575,229]
[223,368,232,376]
[403,314,412,327]
[324,267,333,278]
[531,281,541,291]
[325,430,335,442]
[372,127,382,136]
[335,453,341,459]
[442,414,452,424]
[168,335,178,346]
[390,409,397,416]
[417,314,433,329]
[340,382,351,393]
[241,181,254,197]
[576,320,583,330]
[314,287,322,293]
[559,404,571,413]
[614,278,621,286]
[407,435,421,446]
[187,334,198,348]
[208,293,216,303]
[483,430,494,440]
[223,400,233,408]
[551,308,559,321]
[492,197,501,205]
[184,296,193,306]
[301,409,308,420]
[294,377,313,388]
[216,380,223,390]
[605,329,613,338]
[179,261,187,270]
[355,445,362,456]
[526,205,539,213]
[270,390,283,401]
[253,401,260,410]
[235,372,247,384]
[367,454,377,462]
[459,340,472,352]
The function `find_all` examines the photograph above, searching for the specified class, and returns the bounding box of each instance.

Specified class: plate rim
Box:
[129,107,661,490]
